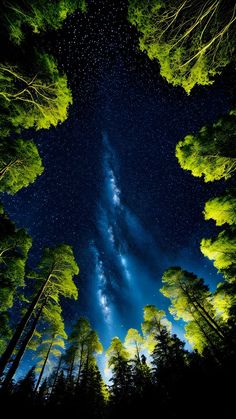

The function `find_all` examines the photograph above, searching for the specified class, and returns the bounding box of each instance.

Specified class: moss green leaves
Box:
[0,138,43,194]
[2,0,87,45]
[128,0,236,94]
[176,115,236,182]
[0,54,72,134]
[204,193,236,226]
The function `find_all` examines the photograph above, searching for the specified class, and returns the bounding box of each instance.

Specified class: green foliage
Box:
[0,206,32,313]
[106,337,133,403]
[30,244,79,303]
[201,231,236,277]
[64,317,103,383]
[0,312,12,354]
[128,0,236,94]
[0,53,72,134]
[106,337,130,369]
[35,315,66,377]
[161,267,225,352]
[152,328,187,370]
[142,305,171,353]
[176,115,236,182]
[184,321,207,353]
[1,0,87,45]
[212,282,236,322]
[204,192,236,226]
[124,328,143,360]
[0,138,43,194]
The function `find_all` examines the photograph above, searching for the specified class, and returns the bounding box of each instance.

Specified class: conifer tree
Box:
[0,244,79,382]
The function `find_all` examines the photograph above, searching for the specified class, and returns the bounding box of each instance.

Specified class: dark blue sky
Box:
[2,0,235,361]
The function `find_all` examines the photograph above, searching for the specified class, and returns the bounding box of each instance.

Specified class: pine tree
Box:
[0,244,79,383]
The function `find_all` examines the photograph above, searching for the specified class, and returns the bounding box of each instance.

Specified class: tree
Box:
[0,205,32,353]
[77,362,106,419]
[128,0,236,94]
[201,231,236,279]
[151,328,187,383]
[161,267,226,352]
[64,318,103,386]
[0,53,72,135]
[176,115,236,182]
[212,282,236,325]
[1,0,87,45]
[34,306,67,392]
[14,366,36,403]
[204,192,236,226]
[106,337,132,404]
[141,305,171,353]
[124,328,143,362]
[0,244,79,382]
[0,138,43,194]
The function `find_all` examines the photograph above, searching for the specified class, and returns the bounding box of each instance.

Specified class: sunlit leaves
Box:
[0,54,72,134]
[124,328,143,359]
[176,115,236,182]
[128,0,236,93]
[0,138,43,194]
[1,0,87,45]
[106,337,130,369]
[204,193,236,226]
[0,206,32,312]
[142,305,171,353]
[201,231,236,275]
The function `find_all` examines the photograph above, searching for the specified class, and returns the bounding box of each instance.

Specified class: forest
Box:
[0,1,236,418]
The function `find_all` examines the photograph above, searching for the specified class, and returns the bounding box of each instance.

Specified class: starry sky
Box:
[2,0,235,361]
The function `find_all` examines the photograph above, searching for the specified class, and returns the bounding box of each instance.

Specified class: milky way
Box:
[89,133,169,341]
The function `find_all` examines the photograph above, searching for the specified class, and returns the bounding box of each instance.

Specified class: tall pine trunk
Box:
[35,339,53,392]
[0,267,54,377]
[50,356,62,395]
[2,300,46,388]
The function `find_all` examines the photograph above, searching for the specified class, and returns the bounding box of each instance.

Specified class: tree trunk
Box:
[178,280,225,340]
[50,356,62,395]
[192,312,221,364]
[76,343,84,385]
[35,339,53,392]
[68,351,76,382]
[2,300,46,388]
[0,266,54,377]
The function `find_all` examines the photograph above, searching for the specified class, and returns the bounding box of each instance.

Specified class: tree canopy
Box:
[128,0,236,94]
[161,267,226,352]
[1,0,87,45]
[0,138,43,194]
[0,205,32,313]
[0,53,72,134]
[204,192,236,226]
[201,231,236,276]
[176,115,236,182]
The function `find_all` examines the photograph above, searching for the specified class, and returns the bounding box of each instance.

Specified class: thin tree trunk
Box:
[2,300,46,388]
[178,280,225,340]
[68,351,76,382]
[0,266,55,377]
[35,339,53,392]
[135,342,140,363]
[192,312,221,363]
[50,356,62,395]
[195,299,226,337]
[76,343,84,385]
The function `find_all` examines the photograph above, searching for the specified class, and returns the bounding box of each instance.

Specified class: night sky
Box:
[2,0,235,373]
